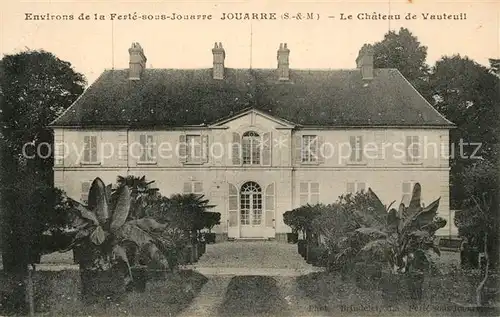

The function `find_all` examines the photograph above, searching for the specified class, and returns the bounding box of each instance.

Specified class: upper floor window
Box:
[186,134,202,163]
[179,134,208,164]
[349,136,363,162]
[83,135,98,163]
[242,131,261,165]
[405,136,420,163]
[139,134,155,163]
[301,135,318,163]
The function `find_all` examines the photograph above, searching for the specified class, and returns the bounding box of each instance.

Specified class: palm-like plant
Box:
[160,193,215,239]
[358,183,446,274]
[67,177,169,290]
[115,175,161,219]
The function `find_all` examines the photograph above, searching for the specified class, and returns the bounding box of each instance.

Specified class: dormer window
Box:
[242,131,261,165]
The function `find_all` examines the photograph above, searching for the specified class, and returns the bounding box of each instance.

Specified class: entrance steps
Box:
[228,237,270,242]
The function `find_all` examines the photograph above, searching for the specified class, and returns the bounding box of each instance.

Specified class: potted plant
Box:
[283,210,299,243]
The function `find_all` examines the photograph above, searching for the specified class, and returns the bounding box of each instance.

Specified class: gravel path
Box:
[191,241,319,270]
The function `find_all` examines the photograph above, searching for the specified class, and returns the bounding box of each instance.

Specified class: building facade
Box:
[51,42,455,240]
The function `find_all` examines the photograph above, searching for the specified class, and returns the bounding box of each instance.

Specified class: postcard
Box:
[1,0,498,316]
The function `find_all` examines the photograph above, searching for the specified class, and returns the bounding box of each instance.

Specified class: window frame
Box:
[138,133,156,164]
[82,134,99,165]
[183,181,204,195]
[301,135,318,164]
[349,135,364,163]
[405,135,421,164]
[346,181,367,194]
[185,134,203,164]
[402,181,421,206]
[299,181,320,206]
[242,131,261,165]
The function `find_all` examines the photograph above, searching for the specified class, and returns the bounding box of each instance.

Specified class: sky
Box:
[1,0,499,86]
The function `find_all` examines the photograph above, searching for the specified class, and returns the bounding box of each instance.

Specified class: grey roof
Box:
[50,68,454,128]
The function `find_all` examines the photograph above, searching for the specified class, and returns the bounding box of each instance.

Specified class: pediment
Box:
[209,108,296,129]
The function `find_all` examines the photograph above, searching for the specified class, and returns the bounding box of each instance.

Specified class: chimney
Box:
[128,42,147,80]
[277,43,290,81]
[356,44,374,80]
[212,42,225,80]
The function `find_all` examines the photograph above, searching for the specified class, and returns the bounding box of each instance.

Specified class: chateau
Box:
[50,42,455,240]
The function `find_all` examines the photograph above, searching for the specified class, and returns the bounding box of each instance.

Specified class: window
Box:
[186,135,202,163]
[402,181,421,206]
[183,181,203,195]
[242,131,261,165]
[139,134,155,162]
[301,135,318,163]
[373,131,387,161]
[83,135,98,163]
[81,181,91,205]
[347,181,366,194]
[240,182,262,225]
[349,136,363,162]
[405,135,420,163]
[299,182,320,206]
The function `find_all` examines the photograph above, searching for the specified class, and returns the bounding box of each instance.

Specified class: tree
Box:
[454,160,499,305]
[489,58,500,76]
[0,50,85,312]
[429,55,499,207]
[372,27,431,99]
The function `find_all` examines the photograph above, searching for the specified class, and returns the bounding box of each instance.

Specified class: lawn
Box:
[0,269,207,316]
[296,269,499,317]
[217,276,290,317]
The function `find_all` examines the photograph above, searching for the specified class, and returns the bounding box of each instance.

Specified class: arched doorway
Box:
[240,181,263,238]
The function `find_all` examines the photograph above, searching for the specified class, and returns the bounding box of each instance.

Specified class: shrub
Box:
[203,212,221,233]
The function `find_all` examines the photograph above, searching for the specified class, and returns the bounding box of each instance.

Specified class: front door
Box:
[240,182,264,238]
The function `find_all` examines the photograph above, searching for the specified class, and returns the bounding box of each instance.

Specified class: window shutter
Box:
[139,134,147,162]
[232,132,241,165]
[346,182,355,194]
[316,135,325,164]
[54,130,64,166]
[405,136,412,162]
[349,136,356,162]
[358,182,366,192]
[90,136,98,163]
[202,135,209,163]
[440,134,449,166]
[179,134,187,163]
[413,136,420,162]
[402,181,411,205]
[83,136,90,162]
[358,136,363,161]
[294,135,302,165]
[265,183,275,228]
[183,182,192,194]
[262,132,272,166]
[310,182,320,204]
[194,182,203,194]
[374,131,385,160]
[299,182,308,206]
[147,135,155,161]
[81,181,91,204]
[228,183,238,227]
